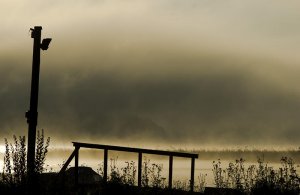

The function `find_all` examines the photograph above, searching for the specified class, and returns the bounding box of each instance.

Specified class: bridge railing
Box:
[59,142,198,191]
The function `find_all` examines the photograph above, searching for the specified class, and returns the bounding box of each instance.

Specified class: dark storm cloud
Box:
[2,51,300,146]
[1,0,300,147]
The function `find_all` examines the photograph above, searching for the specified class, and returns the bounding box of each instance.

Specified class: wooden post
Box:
[75,147,79,187]
[190,158,195,192]
[169,155,173,189]
[103,149,108,182]
[138,152,142,187]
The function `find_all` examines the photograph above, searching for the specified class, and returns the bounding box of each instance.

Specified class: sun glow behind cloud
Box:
[0,146,4,154]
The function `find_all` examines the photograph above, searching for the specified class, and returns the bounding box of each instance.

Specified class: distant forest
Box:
[181,149,300,162]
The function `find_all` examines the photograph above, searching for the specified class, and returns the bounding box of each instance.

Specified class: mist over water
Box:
[45,148,300,186]
[1,147,299,187]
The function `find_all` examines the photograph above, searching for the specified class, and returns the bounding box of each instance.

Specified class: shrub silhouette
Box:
[1,129,50,188]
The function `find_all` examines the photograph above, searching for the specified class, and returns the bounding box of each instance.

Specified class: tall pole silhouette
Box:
[26,26,51,180]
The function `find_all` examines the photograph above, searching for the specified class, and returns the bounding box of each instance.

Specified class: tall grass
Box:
[212,157,300,194]
[96,156,206,193]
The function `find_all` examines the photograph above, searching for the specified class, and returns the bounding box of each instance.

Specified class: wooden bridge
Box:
[59,142,199,191]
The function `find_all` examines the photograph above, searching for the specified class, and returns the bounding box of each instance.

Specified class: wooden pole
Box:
[26,26,42,179]
[75,147,79,187]
[103,149,108,182]
[190,158,195,192]
[26,27,51,190]
[169,155,173,189]
[138,152,142,187]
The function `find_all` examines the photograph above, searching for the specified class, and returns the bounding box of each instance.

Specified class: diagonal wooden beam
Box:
[59,147,79,174]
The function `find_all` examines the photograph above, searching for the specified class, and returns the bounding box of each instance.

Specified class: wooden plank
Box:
[138,152,142,187]
[73,142,198,158]
[168,155,173,189]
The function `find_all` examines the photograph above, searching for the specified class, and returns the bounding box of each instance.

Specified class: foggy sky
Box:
[1,0,300,148]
